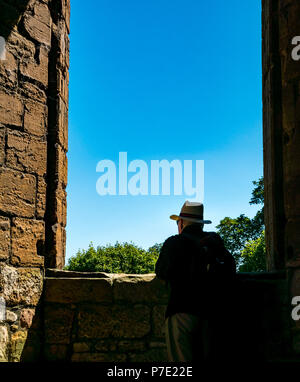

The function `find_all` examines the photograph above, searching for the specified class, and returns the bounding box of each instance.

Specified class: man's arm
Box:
[155,236,178,281]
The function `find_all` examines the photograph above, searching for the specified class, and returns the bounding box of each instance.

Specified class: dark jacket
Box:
[155,223,234,319]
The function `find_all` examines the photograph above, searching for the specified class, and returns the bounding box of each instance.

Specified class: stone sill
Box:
[45,268,286,280]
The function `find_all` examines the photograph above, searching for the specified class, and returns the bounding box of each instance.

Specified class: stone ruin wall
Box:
[262,0,300,354]
[0,0,69,361]
[0,0,299,363]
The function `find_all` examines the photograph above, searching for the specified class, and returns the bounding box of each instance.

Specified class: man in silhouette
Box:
[155,201,235,362]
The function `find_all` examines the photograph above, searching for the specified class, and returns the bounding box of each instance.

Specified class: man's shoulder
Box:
[161,234,182,250]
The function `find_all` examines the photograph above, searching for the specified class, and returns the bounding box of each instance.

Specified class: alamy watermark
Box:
[291,296,300,321]
[0,36,6,61]
[291,36,300,61]
[96,152,204,202]
[0,296,6,321]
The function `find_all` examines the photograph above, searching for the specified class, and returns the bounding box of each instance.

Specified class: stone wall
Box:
[19,270,293,362]
[262,0,300,354]
[0,0,69,361]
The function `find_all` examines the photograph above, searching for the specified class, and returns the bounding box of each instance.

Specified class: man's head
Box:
[176,218,204,234]
[170,200,212,233]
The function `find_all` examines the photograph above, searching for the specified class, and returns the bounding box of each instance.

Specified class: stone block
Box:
[55,144,68,188]
[57,96,68,150]
[118,340,146,352]
[6,310,17,323]
[0,264,43,306]
[11,218,44,266]
[20,308,35,329]
[0,325,8,362]
[0,49,18,89]
[71,353,126,362]
[20,45,49,86]
[6,30,35,61]
[0,90,23,126]
[0,167,36,218]
[44,278,113,304]
[0,217,10,260]
[44,306,74,344]
[33,2,51,27]
[95,339,117,352]
[44,344,68,361]
[24,99,47,137]
[23,13,51,46]
[113,274,169,304]
[0,128,4,165]
[152,305,167,338]
[36,176,46,219]
[10,330,28,362]
[19,81,47,103]
[6,131,47,176]
[78,304,151,339]
[128,347,167,362]
[73,342,90,353]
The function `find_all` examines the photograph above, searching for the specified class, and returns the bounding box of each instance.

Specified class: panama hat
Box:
[170,201,212,224]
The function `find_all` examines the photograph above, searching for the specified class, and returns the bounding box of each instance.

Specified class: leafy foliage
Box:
[239,231,266,272]
[216,176,265,271]
[65,241,160,274]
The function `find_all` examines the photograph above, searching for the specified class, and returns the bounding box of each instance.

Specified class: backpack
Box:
[181,232,236,281]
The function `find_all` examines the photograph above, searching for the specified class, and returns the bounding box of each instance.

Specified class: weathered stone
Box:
[10,324,18,332]
[20,45,49,86]
[24,100,47,137]
[55,187,67,227]
[0,90,23,126]
[71,352,126,362]
[95,339,117,352]
[23,13,51,46]
[0,128,4,165]
[7,131,47,176]
[0,264,43,306]
[44,344,68,361]
[55,144,68,188]
[6,310,17,323]
[78,305,150,339]
[114,274,168,303]
[0,217,10,260]
[152,305,167,338]
[73,342,90,353]
[128,347,167,362]
[6,30,35,61]
[149,341,166,348]
[44,306,74,344]
[11,218,44,266]
[19,81,47,103]
[10,330,28,362]
[0,167,36,218]
[44,277,113,304]
[118,340,146,352]
[48,223,66,269]
[57,95,68,150]
[0,49,18,88]
[0,325,8,362]
[20,308,35,329]
[33,2,51,27]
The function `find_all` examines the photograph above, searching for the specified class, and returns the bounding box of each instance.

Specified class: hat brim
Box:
[170,215,212,224]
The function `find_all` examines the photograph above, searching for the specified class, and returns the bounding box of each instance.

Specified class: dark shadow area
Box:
[0,0,30,39]
[20,294,45,362]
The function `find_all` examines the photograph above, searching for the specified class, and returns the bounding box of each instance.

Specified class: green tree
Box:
[65,241,160,274]
[239,230,266,272]
[216,176,265,270]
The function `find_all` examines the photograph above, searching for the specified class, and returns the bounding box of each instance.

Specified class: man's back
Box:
[155,223,235,319]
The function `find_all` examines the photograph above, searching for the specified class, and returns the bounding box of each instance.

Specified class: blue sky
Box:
[66,0,263,261]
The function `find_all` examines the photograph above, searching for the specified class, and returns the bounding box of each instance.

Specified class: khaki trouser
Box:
[165,313,213,362]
